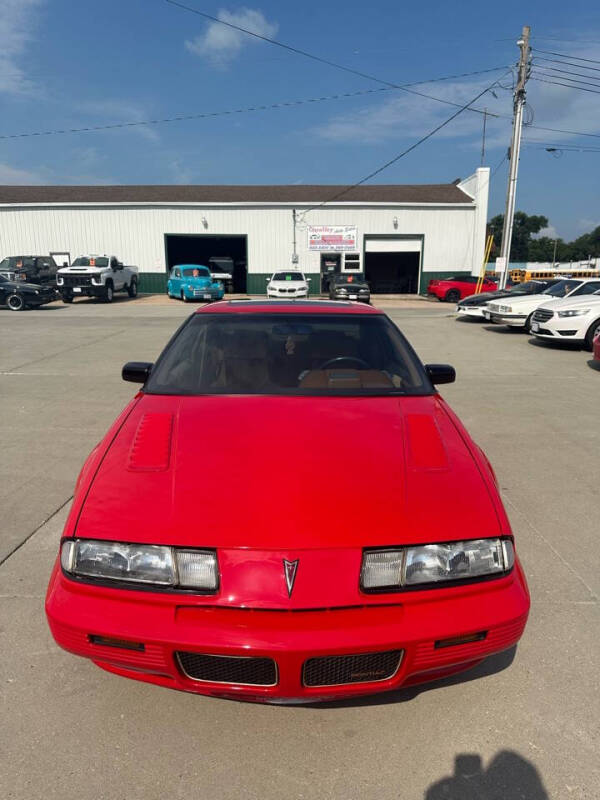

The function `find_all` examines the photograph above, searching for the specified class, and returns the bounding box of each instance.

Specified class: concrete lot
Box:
[1,296,598,799]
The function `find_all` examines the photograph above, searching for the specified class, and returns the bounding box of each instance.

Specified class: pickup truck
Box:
[56,255,138,303]
[0,254,58,285]
[208,256,234,294]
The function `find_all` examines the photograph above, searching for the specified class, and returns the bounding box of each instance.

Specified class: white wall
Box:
[0,178,488,277]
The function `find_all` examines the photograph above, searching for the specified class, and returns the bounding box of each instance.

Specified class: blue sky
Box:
[1,0,599,238]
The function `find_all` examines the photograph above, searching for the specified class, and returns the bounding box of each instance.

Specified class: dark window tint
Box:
[72,257,109,267]
[570,281,600,297]
[182,268,210,277]
[542,280,582,297]
[272,272,304,281]
[145,313,431,397]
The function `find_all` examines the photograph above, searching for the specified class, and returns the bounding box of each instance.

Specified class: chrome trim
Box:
[302,650,404,688]
[176,652,279,687]
[283,559,299,597]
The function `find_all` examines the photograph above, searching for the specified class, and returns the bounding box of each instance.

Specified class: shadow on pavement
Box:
[587,359,600,371]
[482,325,524,334]
[425,751,549,799]
[305,647,516,709]
[455,316,486,324]
[527,337,582,351]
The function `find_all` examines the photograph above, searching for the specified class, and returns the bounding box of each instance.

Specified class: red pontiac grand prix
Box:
[46,300,529,702]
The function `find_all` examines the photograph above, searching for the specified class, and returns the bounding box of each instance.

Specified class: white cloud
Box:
[0,0,43,94]
[533,225,559,239]
[0,162,46,183]
[79,99,161,142]
[185,7,278,68]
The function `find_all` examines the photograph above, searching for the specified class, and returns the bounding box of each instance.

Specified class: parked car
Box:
[456,279,561,318]
[0,273,57,310]
[167,265,225,302]
[46,300,529,702]
[57,255,138,303]
[530,292,600,350]
[485,278,600,331]
[208,257,235,294]
[266,270,310,299]
[0,255,58,285]
[329,273,370,303]
[428,275,497,303]
[593,330,600,364]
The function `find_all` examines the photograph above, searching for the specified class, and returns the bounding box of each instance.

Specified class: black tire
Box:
[445,289,460,303]
[181,290,189,303]
[585,319,600,351]
[6,293,25,311]
[524,313,534,333]
[127,278,138,298]
[104,282,114,303]
[61,292,73,304]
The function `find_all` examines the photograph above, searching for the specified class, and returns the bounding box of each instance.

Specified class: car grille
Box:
[533,308,554,322]
[176,652,278,686]
[302,650,403,687]
[61,275,93,287]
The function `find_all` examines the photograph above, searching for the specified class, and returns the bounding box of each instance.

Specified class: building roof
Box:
[0,184,473,205]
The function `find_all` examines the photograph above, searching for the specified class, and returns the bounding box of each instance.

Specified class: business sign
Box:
[307,225,358,251]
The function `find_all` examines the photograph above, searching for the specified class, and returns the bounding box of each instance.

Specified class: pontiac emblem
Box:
[283,559,299,597]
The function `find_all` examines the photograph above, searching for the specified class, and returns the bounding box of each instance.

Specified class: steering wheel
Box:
[319,356,370,370]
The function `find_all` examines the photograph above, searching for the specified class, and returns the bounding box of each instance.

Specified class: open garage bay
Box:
[1,300,598,800]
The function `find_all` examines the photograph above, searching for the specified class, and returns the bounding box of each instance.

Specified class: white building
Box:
[0,169,489,294]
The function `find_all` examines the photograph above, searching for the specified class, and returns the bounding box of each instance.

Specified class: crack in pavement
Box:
[0,496,72,568]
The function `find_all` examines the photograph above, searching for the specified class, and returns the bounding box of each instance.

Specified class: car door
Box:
[109,258,124,290]
[170,268,182,295]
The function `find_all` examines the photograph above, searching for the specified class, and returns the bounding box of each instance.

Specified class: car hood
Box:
[538,295,600,311]
[268,280,307,288]
[77,393,500,552]
[180,277,212,286]
[334,282,369,291]
[488,293,550,309]
[461,290,511,306]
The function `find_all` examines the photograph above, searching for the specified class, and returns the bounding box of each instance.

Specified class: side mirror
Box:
[122,362,153,383]
[307,277,311,282]
[425,364,456,385]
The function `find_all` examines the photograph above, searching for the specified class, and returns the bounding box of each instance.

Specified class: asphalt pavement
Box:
[1,295,598,799]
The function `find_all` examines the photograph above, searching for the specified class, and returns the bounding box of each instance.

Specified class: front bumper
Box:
[333,293,370,302]
[485,310,528,327]
[457,305,485,318]
[531,317,587,341]
[58,284,105,298]
[267,292,308,299]
[46,560,529,702]
[184,287,223,300]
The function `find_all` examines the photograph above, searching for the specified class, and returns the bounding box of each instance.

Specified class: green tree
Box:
[488,212,549,262]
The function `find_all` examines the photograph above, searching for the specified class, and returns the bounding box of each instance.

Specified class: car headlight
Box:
[498,305,512,313]
[361,539,514,590]
[557,308,589,318]
[61,539,218,590]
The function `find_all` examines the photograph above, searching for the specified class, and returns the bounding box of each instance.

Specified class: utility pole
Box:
[552,238,558,267]
[497,25,531,289]
[480,109,488,167]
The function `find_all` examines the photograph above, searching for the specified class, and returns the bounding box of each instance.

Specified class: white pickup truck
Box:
[56,255,138,303]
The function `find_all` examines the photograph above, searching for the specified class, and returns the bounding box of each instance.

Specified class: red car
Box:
[594,329,600,364]
[46,301,529,703]
[428,275,498,303]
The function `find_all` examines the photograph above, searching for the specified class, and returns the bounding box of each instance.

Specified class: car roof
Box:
[173,264,210,269]
[194,300,382,315]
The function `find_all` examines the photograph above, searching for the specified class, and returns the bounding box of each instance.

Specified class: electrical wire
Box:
[532,55,600,73]
[532,64,600,84]
[532,48,600,65]
[300,77,504,214]
[532,68,600,90]
[0,65,512,141]
[530,76,600,95]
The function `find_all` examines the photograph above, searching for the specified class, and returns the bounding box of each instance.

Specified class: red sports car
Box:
[46,301,529,702]
[428,276,498,303]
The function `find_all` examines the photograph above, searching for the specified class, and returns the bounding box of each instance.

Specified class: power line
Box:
[532,55,600,73]
[530,76,600,95]
[532,64,600,83]
[0,66,511,141]
[301,77,504,214]
[532,68,600,90]
[165,0,515,117]
[532,48,600,65]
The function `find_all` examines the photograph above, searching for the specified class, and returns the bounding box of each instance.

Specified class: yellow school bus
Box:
[510,268,600,283]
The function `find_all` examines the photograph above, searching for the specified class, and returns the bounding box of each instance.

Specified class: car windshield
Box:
[0,257,37,269]
[182,268,210,277]
[145,313,431,396]
[510,281,545,293]
[272,272,303,281]
[334,274,366,284]
[542,279,581,297]
[72,257,109,267]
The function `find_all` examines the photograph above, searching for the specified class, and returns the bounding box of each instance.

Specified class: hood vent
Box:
[128,413,173,472]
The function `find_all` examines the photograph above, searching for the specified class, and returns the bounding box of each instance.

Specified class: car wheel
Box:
[127,278,138,298]
[181,290,189,303]
[585,319,600,351]
[445,289,460,303]
[61,292,73,304]
[104,283,114,303]
[524,313,534,333]
[6,293,25,311]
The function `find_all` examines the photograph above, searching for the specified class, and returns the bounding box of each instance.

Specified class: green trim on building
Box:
[138,273,168,294]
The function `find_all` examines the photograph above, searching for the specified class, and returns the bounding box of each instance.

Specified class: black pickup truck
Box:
[0,255,59,285]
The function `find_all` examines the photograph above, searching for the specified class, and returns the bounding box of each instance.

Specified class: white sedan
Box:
[531,293,600,350]
[266,270,310,299]
[485,278,600,331]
